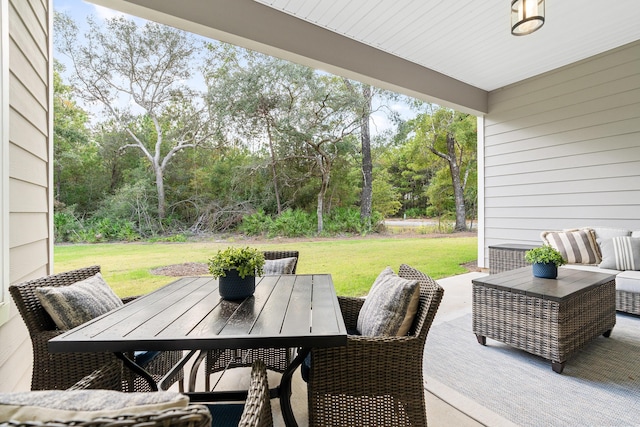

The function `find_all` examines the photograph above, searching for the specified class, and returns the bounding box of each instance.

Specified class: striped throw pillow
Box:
[263,257,297,275]
[541,228,600,265]
[35,273,123,329]
[598,237,640,270]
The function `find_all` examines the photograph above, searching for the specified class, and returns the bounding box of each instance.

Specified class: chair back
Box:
[262,251,299,273]
[239,360,273,427]
[398,264,444,342]
[9,265,102,336]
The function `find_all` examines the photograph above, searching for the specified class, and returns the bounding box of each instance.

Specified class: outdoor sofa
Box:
[492,227,640,315]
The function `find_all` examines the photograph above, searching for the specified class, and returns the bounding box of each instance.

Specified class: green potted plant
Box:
[525,245,566,279]
[208,246,265,300]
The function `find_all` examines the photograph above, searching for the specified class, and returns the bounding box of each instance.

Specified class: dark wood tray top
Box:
[473,267,616,302]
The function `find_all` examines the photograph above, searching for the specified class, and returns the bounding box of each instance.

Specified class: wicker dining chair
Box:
[0,360,212,427]
[9,265,184,392]
[201,359,274,427]
[306,264,444,427]
[203,251,299,390]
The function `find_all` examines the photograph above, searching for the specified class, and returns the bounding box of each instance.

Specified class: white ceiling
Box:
[91,0,640,113]
[253,0,640,92]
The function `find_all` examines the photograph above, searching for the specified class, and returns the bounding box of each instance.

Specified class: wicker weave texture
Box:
[489,247,530,274]
[307,264,444,427]
[204,251,299,389]
[489,246,639,315]
[238,360,274,427]
[9,265,183,392]
[616,289,640,315]
[472,279,616,363]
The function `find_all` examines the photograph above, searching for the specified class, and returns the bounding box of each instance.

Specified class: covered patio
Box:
[1,0,639,424]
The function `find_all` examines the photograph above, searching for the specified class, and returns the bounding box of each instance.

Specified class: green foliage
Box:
[94,178,160,237]
[53,208,84,243]
[208,246,265,279]
[425,168,455,216]
[371,170,402,218]
[148,234,189,243]
[238,210,274,235]
[53,209,141,243]
[268,209,316,237]
[525,245,566,266]
[240,207,382,237]
[403,207,426,218]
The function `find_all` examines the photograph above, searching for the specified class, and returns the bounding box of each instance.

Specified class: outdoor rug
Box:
[423,313,640,427]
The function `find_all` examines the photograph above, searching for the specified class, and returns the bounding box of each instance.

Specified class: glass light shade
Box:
[511,0,545,36]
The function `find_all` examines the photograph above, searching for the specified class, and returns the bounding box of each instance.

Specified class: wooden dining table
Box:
[49,273,347,427]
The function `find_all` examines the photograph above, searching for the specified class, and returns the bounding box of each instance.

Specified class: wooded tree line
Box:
[53,13,477,242]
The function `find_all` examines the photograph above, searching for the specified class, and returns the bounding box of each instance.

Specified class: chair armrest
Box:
[67,360,123,391]
[337,296,365,330]
[310,334,423,395]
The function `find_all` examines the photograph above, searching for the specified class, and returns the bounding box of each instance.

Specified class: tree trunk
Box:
[316,154,330,233]
[265,120,282,214]
[446,134,467,231]
[155,166,166,220]
[360,85,373,227]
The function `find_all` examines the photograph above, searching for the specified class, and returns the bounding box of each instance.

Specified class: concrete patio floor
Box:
[186,270,491,427]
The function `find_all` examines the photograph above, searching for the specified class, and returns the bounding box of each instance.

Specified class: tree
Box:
[205,50,361,232]
[280,74,361,233]
[53,62,104,212]
[411,105,477,231]
[204,47,289,214]
[54,13,212,220]
[342,80,374,225]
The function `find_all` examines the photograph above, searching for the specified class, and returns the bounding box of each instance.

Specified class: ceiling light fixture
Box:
[511,0,545,36]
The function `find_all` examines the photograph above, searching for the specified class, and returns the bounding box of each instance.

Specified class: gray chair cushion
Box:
[0,390,188,422]
[35,273,123,329]
[263,257,297,275]
[356,268,420,337]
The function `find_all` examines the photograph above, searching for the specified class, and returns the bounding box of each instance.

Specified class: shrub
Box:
[403,207,427,218]
[239,210,274,235]
[54,210,84,243]
[324,207,366,234]
[269,209,315,237]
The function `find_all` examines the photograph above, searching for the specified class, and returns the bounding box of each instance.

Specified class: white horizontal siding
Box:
[0,0,51,392]
[482,41,640,268]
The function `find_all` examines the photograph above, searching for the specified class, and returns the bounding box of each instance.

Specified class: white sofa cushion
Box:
[615,271,640,293]
[591,227,631,246]
[562,264,621,275]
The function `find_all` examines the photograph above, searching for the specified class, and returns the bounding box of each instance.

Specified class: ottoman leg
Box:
[552,361,565,374]
[475,334,486,345]
[603,329,613,337]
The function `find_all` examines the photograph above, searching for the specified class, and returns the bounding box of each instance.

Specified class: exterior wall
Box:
[0,0,52,391]
[480,40,640,268]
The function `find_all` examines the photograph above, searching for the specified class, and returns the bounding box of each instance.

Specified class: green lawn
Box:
[54,236,477,298]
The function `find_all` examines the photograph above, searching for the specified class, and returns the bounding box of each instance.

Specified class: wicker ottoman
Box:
[488,243,539,274]
[472,267,616,373]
